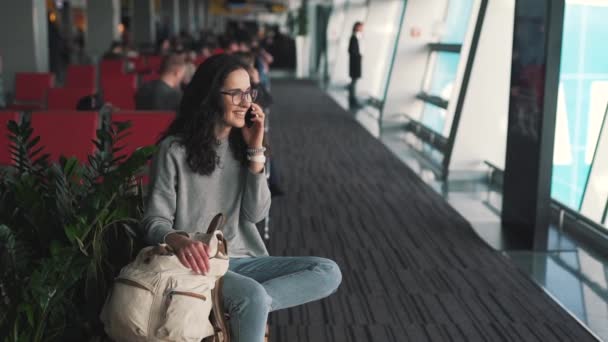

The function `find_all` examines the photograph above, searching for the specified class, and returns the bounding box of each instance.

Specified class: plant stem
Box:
[80,193,117,244]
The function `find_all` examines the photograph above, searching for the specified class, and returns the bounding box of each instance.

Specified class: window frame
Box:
[402,0,488,180]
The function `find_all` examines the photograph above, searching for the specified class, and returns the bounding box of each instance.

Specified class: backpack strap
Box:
[211,277,230,342]
[207,213,226,234]
[217,232,228,256]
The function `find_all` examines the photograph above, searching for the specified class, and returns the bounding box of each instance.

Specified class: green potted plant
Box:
[0,117,156,341]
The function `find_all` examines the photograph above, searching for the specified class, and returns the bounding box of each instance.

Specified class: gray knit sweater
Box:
[141,136,270,258]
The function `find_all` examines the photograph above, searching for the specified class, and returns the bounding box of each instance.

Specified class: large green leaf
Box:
[26,136,41,149]
[68,157,81,173]
[6,119,19,133]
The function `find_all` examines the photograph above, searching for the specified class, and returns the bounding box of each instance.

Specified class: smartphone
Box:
[245,106,255,128]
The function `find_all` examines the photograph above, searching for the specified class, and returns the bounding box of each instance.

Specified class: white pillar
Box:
[161,0,180,36]
[0,0,49,95]
[133,0,156,46]
[86,0,121,60]
[195,0,207,34]
[180,0,195,35]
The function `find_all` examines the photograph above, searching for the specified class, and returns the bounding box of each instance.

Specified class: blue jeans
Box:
[222,256,342,341]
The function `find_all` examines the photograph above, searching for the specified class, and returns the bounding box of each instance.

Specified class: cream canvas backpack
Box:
[100,214,231,342]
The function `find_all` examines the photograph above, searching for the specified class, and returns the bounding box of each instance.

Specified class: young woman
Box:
[141,54,342,341]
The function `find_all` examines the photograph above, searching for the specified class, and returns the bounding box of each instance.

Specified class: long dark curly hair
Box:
[160,54,253,176]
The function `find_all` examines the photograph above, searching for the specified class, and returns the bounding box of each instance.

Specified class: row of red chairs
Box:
[128,55,163,74]
[9,56,157,111]
[0,111,174,166]
[10,70,137,111]
[10,52,208,111]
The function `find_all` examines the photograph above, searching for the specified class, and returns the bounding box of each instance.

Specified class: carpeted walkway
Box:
[265,80,597,341]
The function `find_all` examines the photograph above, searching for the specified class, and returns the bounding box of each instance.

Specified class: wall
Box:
[357,0,405,100]
[448,0,515,174]
[382,0,447,121]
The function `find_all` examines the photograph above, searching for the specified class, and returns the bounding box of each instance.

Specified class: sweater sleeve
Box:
[240,168,272,223]
[141,141,187,245]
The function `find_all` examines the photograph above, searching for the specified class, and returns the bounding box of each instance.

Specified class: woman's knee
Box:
[225,276,272,313]
[311,257,342,296]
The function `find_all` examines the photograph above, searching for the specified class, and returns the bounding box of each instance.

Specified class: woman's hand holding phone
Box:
[241,103,265,148]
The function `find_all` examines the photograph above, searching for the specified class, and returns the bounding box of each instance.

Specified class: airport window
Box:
[579,102,608,225]
[551,0,608,210]
[419,0,475,135]
[420,51,460,134]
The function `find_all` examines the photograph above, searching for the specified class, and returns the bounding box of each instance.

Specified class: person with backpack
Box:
[141,54,342,341]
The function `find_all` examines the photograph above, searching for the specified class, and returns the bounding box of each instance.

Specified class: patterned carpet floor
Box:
[265,80,596,342]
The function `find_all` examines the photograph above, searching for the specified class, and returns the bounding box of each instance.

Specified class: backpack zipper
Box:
[115,278,151,292]
[169,290,207,301]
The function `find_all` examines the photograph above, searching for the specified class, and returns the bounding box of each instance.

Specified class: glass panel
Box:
[551,0,608,209]
[421,102,448,134]
[421,51,459,136]
[419,0,476,135]
[440,0,475,43]
[424,51,460,98]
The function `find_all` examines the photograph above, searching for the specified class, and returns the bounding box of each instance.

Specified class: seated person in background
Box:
[102,41,124,60]
[177,50,197,87]
[156,38,172,56]
[135,54,186,111]
[233,52,273,109]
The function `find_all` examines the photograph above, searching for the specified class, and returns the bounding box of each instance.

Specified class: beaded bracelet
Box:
[247,154,266,163]
[246,146,266,155]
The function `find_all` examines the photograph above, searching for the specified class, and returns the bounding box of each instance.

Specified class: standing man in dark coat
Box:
[348,22,364,108]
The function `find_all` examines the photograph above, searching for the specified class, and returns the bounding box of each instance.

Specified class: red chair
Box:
[111,111,175,184]
[101,74,137,92]
[65,65,96,90]
[111,111,175,157]
[104,86,136,110]
[30,111,99,163]
[9,72,55,110]
[147,56,163,73]
[141,72,160,83]
[47,87,96,110]
[0,111,20,165]
[129,56,149,73]
[100,59,124,76]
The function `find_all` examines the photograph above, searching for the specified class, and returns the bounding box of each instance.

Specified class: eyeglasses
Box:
[220,89,258,105]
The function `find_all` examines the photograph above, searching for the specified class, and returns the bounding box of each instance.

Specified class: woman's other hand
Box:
[165,233,210,274]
